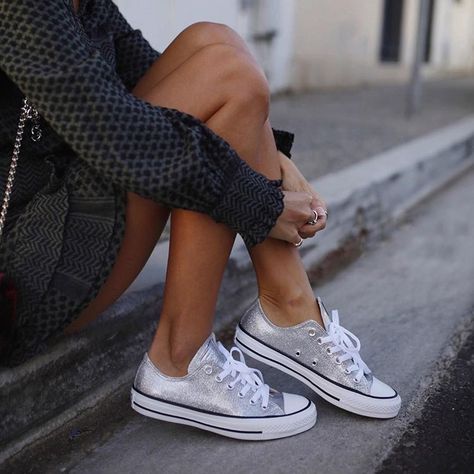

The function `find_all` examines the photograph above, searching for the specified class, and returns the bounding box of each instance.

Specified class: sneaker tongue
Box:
[187,333,225,373]
[316,296,332,330]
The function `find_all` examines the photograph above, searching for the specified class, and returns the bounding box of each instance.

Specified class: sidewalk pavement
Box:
[1,78,473,471]
[160,75,474,241]
[271,76,474,178]
[13,161,474,474]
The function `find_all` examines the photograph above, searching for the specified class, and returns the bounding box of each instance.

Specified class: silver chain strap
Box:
[0,97,42,241]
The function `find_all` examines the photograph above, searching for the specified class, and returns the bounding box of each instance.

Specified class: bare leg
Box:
[134,39,322,376]
[248,125,322,328]
[64,24,322,377]
[150,116,321,377]
[64,22,253,335]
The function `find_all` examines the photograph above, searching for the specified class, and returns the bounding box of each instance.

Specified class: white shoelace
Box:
[319,309,371,383]
[216,342,270,409]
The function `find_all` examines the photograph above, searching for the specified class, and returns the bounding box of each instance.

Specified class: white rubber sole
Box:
[235,326,401,419]
[131,387,316,441]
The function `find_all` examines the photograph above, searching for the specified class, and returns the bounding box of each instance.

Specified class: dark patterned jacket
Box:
[0,0,295,365]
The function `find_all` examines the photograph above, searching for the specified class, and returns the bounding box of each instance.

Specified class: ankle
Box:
[148,339,194,377]
[147,347,189,377]
[147,330,210,377]
[259,290,323,327]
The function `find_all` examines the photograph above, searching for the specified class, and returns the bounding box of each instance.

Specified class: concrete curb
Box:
[1,115,473,464]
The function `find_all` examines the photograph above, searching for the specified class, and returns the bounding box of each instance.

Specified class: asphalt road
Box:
[378,325,474,474]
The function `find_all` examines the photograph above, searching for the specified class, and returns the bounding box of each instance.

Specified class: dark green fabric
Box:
[0,0,295,365]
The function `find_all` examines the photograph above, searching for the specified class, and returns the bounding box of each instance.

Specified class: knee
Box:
[181,22,270,116]
[233,63,270,118]
[200,42,270,118]
[182,21,244,52]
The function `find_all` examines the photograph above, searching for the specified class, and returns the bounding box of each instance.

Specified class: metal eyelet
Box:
[249,399,256,405]
[262,405,268,410]
[227,383,234,390]
[215,375,223,382]
[238,392,244,398]
[335,357,341,365]
[204,365,213,375]
[308,328,316,337]
[312,360,317,366]
[295,350,301,357]
[344,368,351,374]
[317,337,323,345]
[353,378,360,384]
[326,347,332,354]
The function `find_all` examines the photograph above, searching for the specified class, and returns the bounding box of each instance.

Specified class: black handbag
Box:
[0,97,42,356]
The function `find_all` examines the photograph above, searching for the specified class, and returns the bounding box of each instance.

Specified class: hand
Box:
[278,151,328,239]
[268,191,320,245]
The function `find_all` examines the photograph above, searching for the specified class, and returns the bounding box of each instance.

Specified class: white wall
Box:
[114,0,295,92]
[115,0,244,51]
[290,0,474,91]
[431,0,474,71]
[241,0,297,92]
[291,0,387,89]
[115,0,474,92]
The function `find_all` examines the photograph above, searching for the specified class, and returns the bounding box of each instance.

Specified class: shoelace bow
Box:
[216,342,270,409]
[319,309,371,383]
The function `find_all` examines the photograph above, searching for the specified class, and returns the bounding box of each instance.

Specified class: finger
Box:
[305,206,328,225]
[307,191,327,212]
[300,220,321,236]
[293,237,304,247]
[316,210,328,226]
[300,214,327,233]
[303,207,326,227]
[309,195,320,211]
[314,213,328,231]
[315,206,328,219]
[305,208,318,224]
[278,224,303,245]
[299,221,324,236]
[299,199,316,224]
[314,214,327,229]
[298,229,315,239]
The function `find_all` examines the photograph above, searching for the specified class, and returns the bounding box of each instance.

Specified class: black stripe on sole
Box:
[237,324,399,401]
[132,385,312,419]
[132,401,263,434]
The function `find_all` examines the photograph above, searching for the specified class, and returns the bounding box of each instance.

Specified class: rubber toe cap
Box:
[369,376,397,398]
[282,392,312,414]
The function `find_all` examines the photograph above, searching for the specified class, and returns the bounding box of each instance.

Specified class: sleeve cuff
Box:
[272,128,295,159]
[210,160,284,249]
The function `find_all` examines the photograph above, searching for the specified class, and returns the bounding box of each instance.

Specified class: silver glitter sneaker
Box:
[234,297,401,419]
[131,333,316,440]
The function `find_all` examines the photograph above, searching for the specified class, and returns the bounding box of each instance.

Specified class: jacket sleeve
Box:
[0,0,289,248]
[105,0,162,91]
[105,0,296,157]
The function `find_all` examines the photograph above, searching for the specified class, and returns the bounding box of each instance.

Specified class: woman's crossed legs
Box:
[63,21,400,427]
[63,22,325,376]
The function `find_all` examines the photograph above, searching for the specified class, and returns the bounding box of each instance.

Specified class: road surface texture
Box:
[378,328,474,473]
[271,76,474,178]
[8,156,473,473]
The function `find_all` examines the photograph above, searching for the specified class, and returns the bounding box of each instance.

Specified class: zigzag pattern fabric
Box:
[0,0,295,365]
